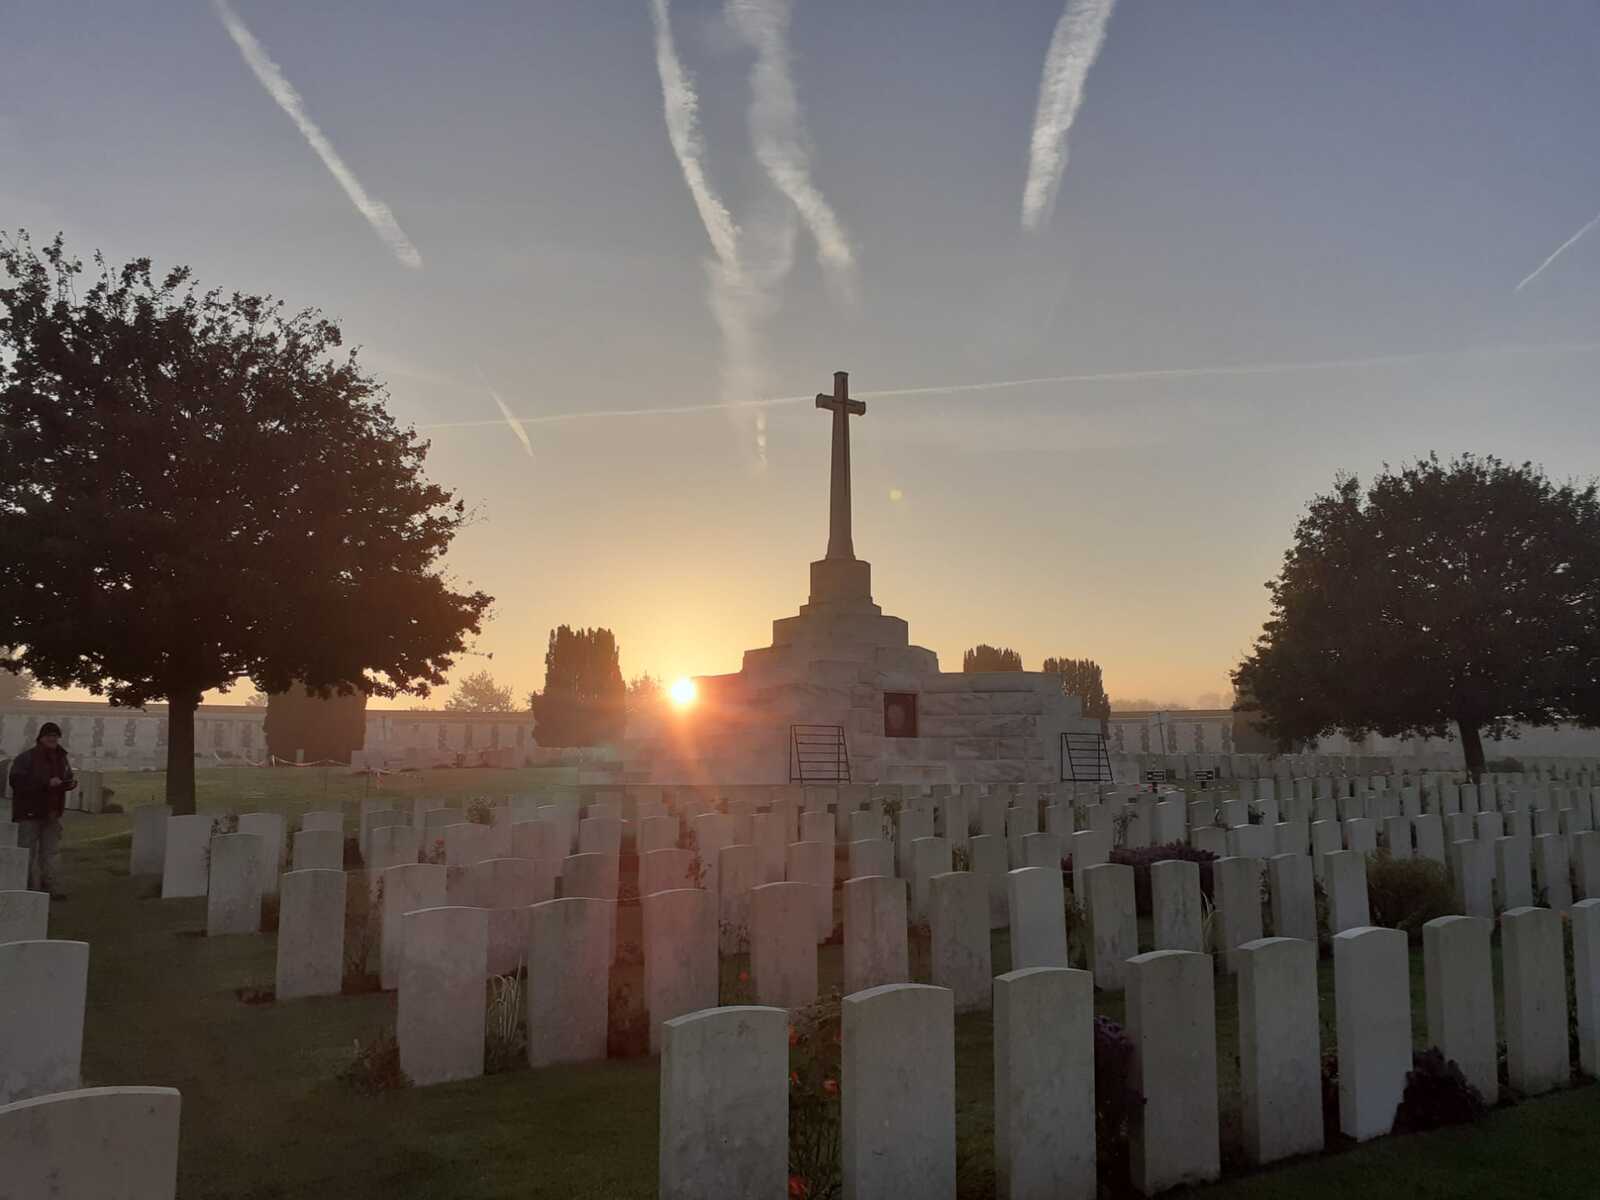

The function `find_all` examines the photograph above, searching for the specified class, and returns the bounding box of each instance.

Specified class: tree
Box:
[962,644,1023,672]
[1233,455,1600,779]
[531,626,625,746]
[1042,656,1110,731]
[0,234,492,812]
[445,669,516,712]
[243,690,268,707]
[0,652,34,705]
[262,686,367,763]
[627,672,664,715]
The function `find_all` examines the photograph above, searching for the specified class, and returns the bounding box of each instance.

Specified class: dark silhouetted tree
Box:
[1043,656,1110,732]
[0,234,491,811]
[627,672,664,716]
[0,653,34,705]
[1233,455,1600,779]
[445,669,516,712]
[263,686,367,764]
[532,626,625,746]
[962,644,1023,672]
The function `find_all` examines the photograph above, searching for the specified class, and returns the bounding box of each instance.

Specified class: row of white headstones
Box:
[4,774,1600,1198]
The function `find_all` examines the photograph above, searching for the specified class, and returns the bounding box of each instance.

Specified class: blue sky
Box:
[5,1,1599,707]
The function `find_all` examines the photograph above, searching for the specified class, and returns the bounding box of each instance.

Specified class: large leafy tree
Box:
[962,644,1023,672]
[0,233,492,811]
[445,669,516,712]
[531,626,625,746]
[1042,656,1110,732]
[1233,455,1600,778]
[262,687,368,764]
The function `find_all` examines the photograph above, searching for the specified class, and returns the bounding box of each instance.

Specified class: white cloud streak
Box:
[413,340,1600,432]
[479,373,533,459]
[1021,0,1116,232]
[1515,207,1600,292]
[212,0,423,269]
[648,0,799,466]
[727,0,856,301]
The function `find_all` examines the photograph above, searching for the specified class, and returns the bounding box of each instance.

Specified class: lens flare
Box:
[669,678,698,709]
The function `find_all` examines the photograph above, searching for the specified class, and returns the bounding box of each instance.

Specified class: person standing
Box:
[8,721,77,899]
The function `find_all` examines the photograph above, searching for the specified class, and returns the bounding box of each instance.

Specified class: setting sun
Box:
[668,677,698,709]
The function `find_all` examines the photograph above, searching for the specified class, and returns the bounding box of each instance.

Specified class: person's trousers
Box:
[16,817,62,892]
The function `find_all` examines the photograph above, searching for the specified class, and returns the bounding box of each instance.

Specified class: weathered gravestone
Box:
[0,938,88,1103]
[0,1085,181,1200]
[842,984,955,1200]
[398,906,488,1086]
[842,874,908,995]
[659,1006,788,1200]
[526,896,612,1068]
[275,869,346,1000]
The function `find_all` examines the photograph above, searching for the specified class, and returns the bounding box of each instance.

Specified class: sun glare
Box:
[669,677,698,709]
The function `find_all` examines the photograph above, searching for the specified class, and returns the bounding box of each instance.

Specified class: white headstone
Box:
[842,983,956,1200]
[378,861,447,990]
[160,814,212,898]
[1237,937,1322,1164]
[785,841,835,941]
[1213,855,1263,973]
[0,889,48,944]
[842,874,909,995]
[972,834,1010,929]
[847,838,893,881]
[642,888,718,1053]
[1534,833,1573,911]
[367,824,421,872]
[206,833,264,936]
[1324,849,1370,933]
[1268,852,1317,943]
[275,868,346,1000]
[750,881,817,1011]
[659,1005,788,1200]
[443,821,493,869]
[0,1086,180,1200]
[526,896,611,1067]
[1571,898,1600,1078]
[398,905,488,1085]
[1501,905,1568,1095]
[1422,914,1497,1102]
[1084,862,1138,987]
[1008,866,1069,972]
[130,804,171,877]
[993,967,1094,1199]
[1151,858,1203,952]
[928,871,991,1013]
[291,828,344,873]
[1333,926,1410,1140]
[0,939,88,1102]
[1127,949,1220,1193]
[910,836,952,924]
[1496,835,1533,910]
[562,851,619,900]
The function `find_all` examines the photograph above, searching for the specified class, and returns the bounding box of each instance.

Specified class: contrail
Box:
[727,0,856,300]
[413,340,1600,432]
[1515,207,1600,292]
[1021,0,1116,232]
[477,370,533,459]
[648,0,796,466]
[212,0,423,269]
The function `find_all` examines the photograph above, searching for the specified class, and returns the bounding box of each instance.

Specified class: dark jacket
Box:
[8,743,74,822]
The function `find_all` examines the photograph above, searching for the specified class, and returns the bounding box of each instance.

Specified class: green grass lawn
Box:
[42,771,1600,1199]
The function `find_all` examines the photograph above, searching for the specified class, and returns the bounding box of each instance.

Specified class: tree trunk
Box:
[166,690,200,815]
[1457,718,1486,783]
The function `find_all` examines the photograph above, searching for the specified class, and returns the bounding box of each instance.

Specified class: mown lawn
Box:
[43,770,1600,1199]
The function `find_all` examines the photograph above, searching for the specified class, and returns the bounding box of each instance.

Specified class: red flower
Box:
[788,1025,799,1047]
[737,970,750,983]
[789,1071,800,1087]
[788,1175,809,1198]
[822,1078,838,1096]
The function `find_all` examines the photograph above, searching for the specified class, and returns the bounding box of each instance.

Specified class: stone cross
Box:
[816,370,865,561]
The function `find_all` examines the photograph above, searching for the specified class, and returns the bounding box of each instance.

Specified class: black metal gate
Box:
[790,724,850,783]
